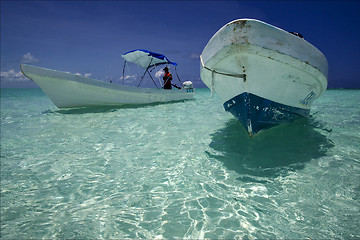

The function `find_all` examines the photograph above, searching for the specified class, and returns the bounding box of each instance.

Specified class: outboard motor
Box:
[182,81,194,92]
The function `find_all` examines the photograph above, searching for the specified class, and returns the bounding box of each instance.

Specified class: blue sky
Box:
[1,1,359,88]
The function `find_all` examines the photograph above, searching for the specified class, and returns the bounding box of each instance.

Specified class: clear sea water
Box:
[1,88,359,239]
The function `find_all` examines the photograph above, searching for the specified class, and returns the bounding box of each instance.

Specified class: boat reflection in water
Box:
[206,118,334,181]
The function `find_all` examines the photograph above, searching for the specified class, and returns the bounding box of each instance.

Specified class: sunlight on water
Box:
[1,88,359,239]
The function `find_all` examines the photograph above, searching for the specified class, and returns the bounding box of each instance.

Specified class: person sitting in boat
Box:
[163,66,173,89]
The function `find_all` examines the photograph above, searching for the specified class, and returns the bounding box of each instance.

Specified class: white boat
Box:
[200,19,328,136]
[20,49,194,108]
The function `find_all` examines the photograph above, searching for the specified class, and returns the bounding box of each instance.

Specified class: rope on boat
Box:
[200,55,246,79]
[200,55,247,96]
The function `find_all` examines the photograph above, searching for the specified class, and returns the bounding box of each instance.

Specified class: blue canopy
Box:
[121,49,177,69]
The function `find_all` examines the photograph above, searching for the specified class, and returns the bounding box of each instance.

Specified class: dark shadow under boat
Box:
[206,117,334,182]
[42,99,193,115]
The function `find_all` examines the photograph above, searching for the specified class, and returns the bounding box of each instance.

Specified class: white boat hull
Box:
[200,19,328,136]
[21,64,194,108]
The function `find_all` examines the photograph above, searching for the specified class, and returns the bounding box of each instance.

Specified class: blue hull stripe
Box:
[223,93,310,135]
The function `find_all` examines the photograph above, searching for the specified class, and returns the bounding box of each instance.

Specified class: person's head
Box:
[163,66,169,73]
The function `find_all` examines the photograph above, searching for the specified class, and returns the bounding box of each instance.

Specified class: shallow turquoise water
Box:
[1,88,359,239]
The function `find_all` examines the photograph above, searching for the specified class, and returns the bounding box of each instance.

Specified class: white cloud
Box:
[0,69,28,82]
[0,53,39,85]
[120,74,137,80]
[21,53,39,63]
[190,53,200,59]
[119,74,138,86]
[155,69,164,78]
[72,72,92,77]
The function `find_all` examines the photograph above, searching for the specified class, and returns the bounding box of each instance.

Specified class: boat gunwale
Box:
[200,18,328,78]
[200,43,327,95]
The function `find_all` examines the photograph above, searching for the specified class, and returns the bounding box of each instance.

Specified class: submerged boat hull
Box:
[200,19,328,136]
[21,64,194,108]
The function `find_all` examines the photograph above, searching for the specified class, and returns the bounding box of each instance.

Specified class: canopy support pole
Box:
[137,69,147,87]
[174,66,183,85]
[122,61,126,85]
[147,71,159,89]
[137,59,153,87]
